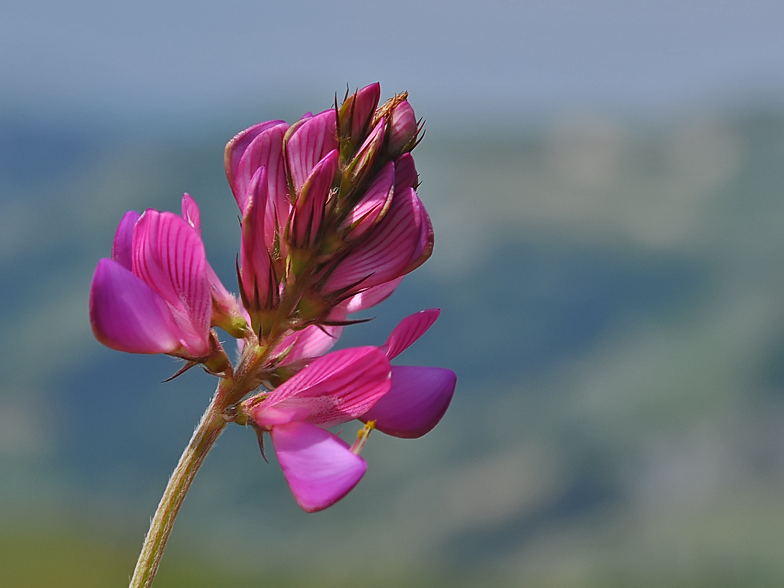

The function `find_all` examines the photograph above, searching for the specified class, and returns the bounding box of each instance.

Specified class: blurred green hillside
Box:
[2,108,784,586]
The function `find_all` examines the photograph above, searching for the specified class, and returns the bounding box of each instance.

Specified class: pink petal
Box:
[251,346,391,428]
[275,322,345,366]
[181,193,201,235]
[290,149,338,249]
[403,195,434,274]
[225,120,288,208]
[343,277,403,314]
[341,161,395,240]
[111,210,140,270]
[286,110,338,194]
[271,421,367,513]
[132,210,211,357]
[361,366,456,438]
[381,308,440,359]
[240,167,275,309]
[89,258,182,354]
[233,122,289,215]
[324,186,423,294]
[339,83,380,139]
[394,154,418,192]
[387,100,417,155]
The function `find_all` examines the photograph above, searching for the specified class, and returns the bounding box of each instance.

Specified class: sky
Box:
[4,0,784,128]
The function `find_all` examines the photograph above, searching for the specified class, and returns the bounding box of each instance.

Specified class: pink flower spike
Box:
[90,258,182,354]
[271,421,367,512]
[381,308,440,359]
[286,110,338,194]
[111,210,141,270]
[132,210,212,358]
[250,346,391,428]
[361,366,456,438]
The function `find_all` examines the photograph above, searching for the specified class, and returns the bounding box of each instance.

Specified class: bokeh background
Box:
[4,1,784,586]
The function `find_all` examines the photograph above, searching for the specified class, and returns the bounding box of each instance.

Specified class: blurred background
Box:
[3,1,784,586]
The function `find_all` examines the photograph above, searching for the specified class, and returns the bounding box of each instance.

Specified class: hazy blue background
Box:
[3,1,784,586]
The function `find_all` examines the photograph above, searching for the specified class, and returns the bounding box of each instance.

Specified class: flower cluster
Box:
[89,83,455,512]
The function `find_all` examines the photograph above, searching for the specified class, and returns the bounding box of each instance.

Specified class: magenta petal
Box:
[181,193,201,235]
[132,210,211,357]
[234,122,289,214]
[240,167,273,306]
[325,187,422,294]
[394,154,418,192]
[276,323,344,366]
[111,210,140,270]
[286,110,338,194]
[252,346,391,428]
[382,309,440,359]
[361,366,456,438]
[225,120,287,206]
[341,161,395,240]
[271,421,367,513]
[89,258,182,354]
[343,277,403,314]
[290,149,338,248]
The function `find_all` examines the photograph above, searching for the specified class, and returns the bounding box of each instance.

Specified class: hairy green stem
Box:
[128,389,228,588]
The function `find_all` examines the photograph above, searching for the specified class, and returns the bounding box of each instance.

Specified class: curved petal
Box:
[89,258,182,354]
[343,277,403,314]
[225,119,288,207]
[338,82,380,140]
[251,346,391,428]
[341,161,395,240]
[234,122,289,214]
[181,193,201,235]
[361,365,456,438]
[275,323,345,366]
[240,167,275,311]
[111,210,140,270]
[394,153,418,192]
[290,149,338,249]
[324,187,423,294]
[381,308,440,359]
[286,110,338,194]
[132,210,211,357]
[271,421,367,513]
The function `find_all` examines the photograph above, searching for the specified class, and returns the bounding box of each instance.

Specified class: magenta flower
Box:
[92,84,454,588]
[243,346,391,512]
[242,309,454,512]
[90,194,242,361]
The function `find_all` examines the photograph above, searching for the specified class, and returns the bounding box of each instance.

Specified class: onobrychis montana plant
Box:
[88,83,456,588]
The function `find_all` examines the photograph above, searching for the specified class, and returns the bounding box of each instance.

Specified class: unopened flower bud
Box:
[387,100,418,156]
[338,83,381,151]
